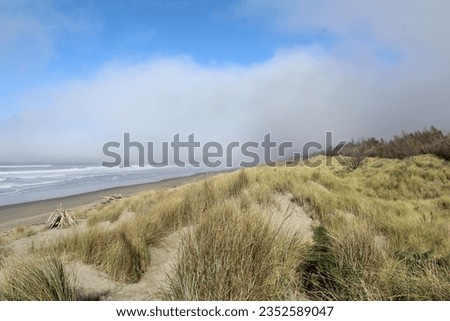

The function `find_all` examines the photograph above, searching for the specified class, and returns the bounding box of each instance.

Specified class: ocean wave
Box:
[0,190,18,196]
[1,180,65,189]
[0,165,53,169]
[0,165,161,177]
[0,166,98,176]
[0,166,203,206]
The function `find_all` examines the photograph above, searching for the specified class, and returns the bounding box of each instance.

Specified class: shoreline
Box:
[0,170,226,233]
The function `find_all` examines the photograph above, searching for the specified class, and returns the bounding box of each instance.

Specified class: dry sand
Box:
[268,194,315,242]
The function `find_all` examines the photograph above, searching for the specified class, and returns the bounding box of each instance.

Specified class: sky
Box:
[0,0,449,163]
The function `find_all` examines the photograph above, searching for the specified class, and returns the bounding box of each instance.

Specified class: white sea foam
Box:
[0,164,203,206]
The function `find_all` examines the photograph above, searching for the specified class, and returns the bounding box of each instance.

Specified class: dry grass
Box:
[0,237,9,268]
[10,226,37,240]
[0,255,76,301]
[1,154,449,300]
[287,155,450,300]
[40,227,151,283]
[86,202,127,226]
[164,200,307,300]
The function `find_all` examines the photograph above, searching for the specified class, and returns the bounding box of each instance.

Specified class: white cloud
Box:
[1,46,449,163]
[234,0,450,62]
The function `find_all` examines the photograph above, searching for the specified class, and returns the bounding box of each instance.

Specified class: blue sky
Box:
[0,0,389,120]
[0,0,333,119]
[0,0,449,163]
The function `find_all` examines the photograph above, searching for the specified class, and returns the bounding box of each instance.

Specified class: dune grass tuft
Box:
[87,202,127,226]
[164,200,307,300]
[0,255,76,301]
[44,227,150,283]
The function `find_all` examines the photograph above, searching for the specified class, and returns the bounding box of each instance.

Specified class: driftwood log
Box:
[45,204,77,229]
[100,194,123,205]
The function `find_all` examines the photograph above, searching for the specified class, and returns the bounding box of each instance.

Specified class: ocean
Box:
[0,164,205,206]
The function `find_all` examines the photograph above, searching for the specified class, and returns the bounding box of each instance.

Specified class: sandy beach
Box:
[0,172,217,233]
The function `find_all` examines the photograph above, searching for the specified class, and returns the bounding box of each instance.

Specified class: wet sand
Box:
[0,171,220,233]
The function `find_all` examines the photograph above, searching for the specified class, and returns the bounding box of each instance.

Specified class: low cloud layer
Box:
[2,48,449,164]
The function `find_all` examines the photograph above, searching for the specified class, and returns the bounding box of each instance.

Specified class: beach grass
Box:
[86,202,127,226]
[164,195,307,300]
[0,255,76,301]
[40,227,151,283]
[0,153,449,300]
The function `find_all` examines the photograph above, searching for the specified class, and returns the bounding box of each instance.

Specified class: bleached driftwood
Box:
[100,194,123,205]
[45,204,77,229]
